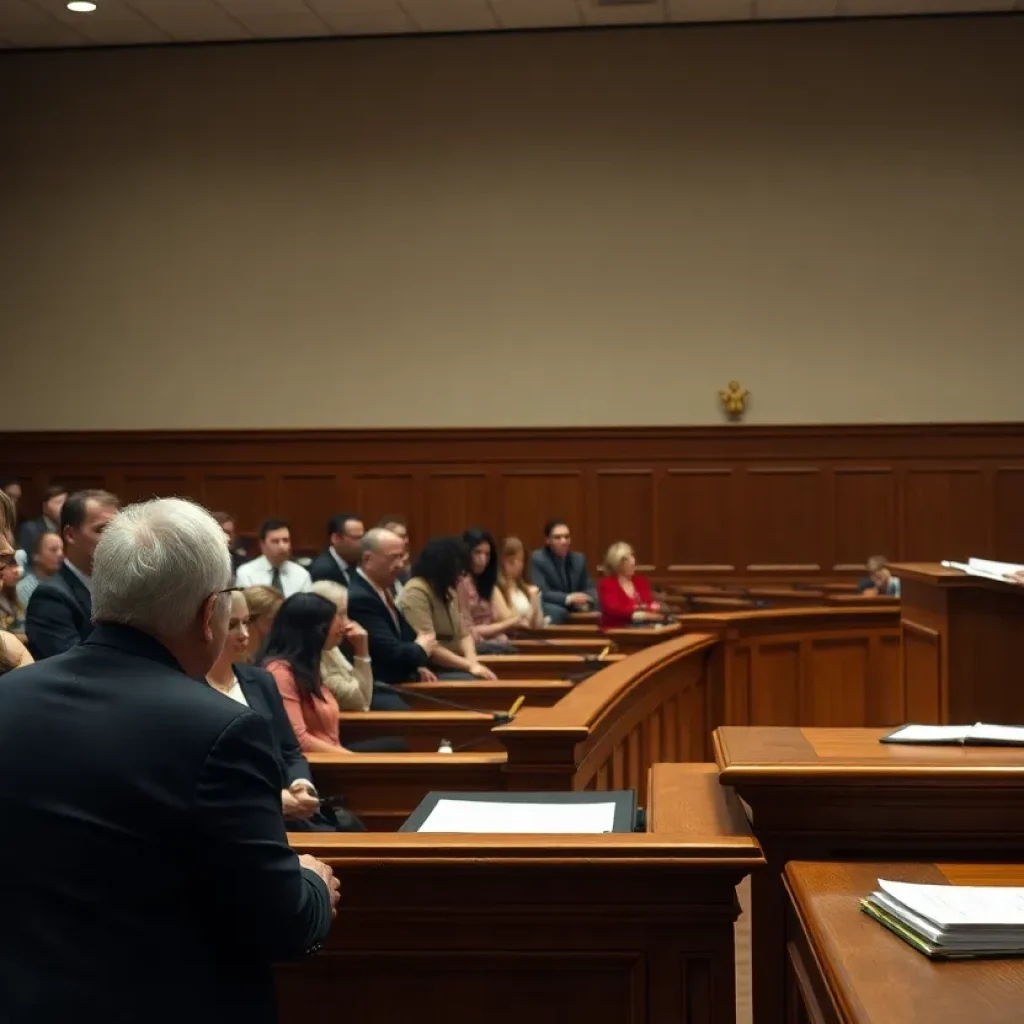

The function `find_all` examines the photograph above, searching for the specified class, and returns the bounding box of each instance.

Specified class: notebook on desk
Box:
[881,723,1024,746]
[861,878,1024,960]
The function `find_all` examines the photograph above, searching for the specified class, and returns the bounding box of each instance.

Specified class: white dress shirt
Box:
[235,555,312,597]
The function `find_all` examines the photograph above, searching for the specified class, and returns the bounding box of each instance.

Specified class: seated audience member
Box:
[598,542,666,630]
[457,528,522,653]
[16,530,63,608]
[377,514,411,591]
[398,536,498,680]
[497,536,545,629]
[0,558,25,634]
[308,580,373,711]
[529,519,599,625]
[16,484,66,556]
[0,477,21,519]
[242,585,284,661]
[235,518,312,597]
[206,589,364,832]
[857,555,901,597]
[25,489,119,659]
[211,510,248,575]
[262,593,352,754]
[0,495,33,674]
[309,513,364,587]
[347,528,438,684]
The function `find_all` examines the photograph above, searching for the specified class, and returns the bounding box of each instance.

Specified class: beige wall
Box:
[1,16,1022,431]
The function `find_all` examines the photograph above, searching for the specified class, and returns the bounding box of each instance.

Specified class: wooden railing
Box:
[313,605,903,829]
[496,634,719,804]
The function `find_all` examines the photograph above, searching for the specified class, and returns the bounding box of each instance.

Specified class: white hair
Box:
[92,498,233,635]
[309,579,347,611]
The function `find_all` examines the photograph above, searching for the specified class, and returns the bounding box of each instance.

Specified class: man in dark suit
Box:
[15,483,67,556]
[25,488,120,659]
[0,497,338,1024]
[530,518,599,625]
[309,512,364,587]
[347,526,438,684]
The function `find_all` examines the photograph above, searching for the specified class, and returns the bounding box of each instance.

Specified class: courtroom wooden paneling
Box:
[397,679,574,711]
[893,563,1024,725]
[280,764,763,1024]
[339,711,501,753]
[5,424,1023,575]
[680,608,903,729]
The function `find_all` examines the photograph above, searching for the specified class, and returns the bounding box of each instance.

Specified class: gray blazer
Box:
[529,547,598,610]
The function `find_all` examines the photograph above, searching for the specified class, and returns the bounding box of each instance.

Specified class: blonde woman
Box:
[241,585,283,662]
[597,542,664,630]
[496,536,545,629]
[309,580,374,711]
[0,490,33,674]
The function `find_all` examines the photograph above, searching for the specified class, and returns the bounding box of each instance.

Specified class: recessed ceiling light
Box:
[67,1,97,11]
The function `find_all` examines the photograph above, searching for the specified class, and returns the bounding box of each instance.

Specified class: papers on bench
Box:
[881,723,1024,746]
[418,798,618,834]
[861,878,1024,959]
[941,557,1024,582]
[400,790,638,833]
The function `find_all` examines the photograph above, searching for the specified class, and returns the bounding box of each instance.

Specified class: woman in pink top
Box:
[262,592,349,753]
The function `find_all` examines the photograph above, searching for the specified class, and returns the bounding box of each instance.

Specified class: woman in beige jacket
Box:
[309,580,374,711]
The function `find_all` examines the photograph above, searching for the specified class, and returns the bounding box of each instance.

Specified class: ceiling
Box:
[0,0,1019,49]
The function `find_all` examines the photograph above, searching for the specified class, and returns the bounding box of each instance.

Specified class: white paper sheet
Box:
[885,724,971,743]
[968,557,1024,577]
[970,723,1024,744]
[417,798,618,834]
[879,879,1024,929]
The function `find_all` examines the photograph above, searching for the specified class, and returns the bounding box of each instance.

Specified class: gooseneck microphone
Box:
[375,681,521,724]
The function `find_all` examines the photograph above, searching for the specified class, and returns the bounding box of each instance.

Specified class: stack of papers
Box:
[882,723,1024,746]
[862,879,1024,959]
[941,557,1024,582]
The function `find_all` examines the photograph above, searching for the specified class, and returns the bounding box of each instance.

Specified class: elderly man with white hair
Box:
[0,498,339,1024]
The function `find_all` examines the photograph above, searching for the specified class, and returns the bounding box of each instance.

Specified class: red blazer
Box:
[598,574,657,630]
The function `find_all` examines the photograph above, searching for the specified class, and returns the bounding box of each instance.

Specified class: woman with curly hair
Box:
[397,535,497,680]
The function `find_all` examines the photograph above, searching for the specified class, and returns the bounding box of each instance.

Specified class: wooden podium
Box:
[890,563,1024,724]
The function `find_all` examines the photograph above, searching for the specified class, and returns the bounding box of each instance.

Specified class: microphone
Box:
[375,681,523,724]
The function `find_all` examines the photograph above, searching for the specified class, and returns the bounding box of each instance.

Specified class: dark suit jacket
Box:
[346,572,428,684]
[308,549,354,587]
[0,624,333,1024]
[529,547,599,610]
[234,663,311,789]
[25,563,93,660]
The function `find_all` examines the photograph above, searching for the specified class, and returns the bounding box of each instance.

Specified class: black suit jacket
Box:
[346,572,428,684]
[0,624,333,1024]
[25,563,93,660]
[308,549,354,587]
[234,663,311,789]
[529,547,599,609]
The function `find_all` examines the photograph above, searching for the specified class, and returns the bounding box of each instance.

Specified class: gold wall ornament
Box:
[719,380,750,419]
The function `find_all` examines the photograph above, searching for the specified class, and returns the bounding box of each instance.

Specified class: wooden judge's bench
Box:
[890,562,1024,724]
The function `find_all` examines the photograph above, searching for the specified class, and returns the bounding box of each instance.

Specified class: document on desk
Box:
[941,557,1024,582]
[862,879,1024,958]
[882,723,1024,746]
[417,798,618,833]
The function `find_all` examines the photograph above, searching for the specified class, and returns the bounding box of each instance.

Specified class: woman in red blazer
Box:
[598,542,667,631]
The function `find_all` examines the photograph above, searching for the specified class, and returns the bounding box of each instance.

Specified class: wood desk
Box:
[713,726,1024,1024]
[513,637,611,656]
[279,763,764,1024]
[396,678,573,710]
[480,653,623,680]
[889,562,1024,724]
[785,860,1024,1024]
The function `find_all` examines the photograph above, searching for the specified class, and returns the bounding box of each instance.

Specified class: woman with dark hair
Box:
[261,592,351,753]
[456,528,523,653]
[397,536,497,680]
[208,589,364,831]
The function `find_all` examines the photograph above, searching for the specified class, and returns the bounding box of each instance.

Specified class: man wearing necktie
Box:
[235,519,313,598]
